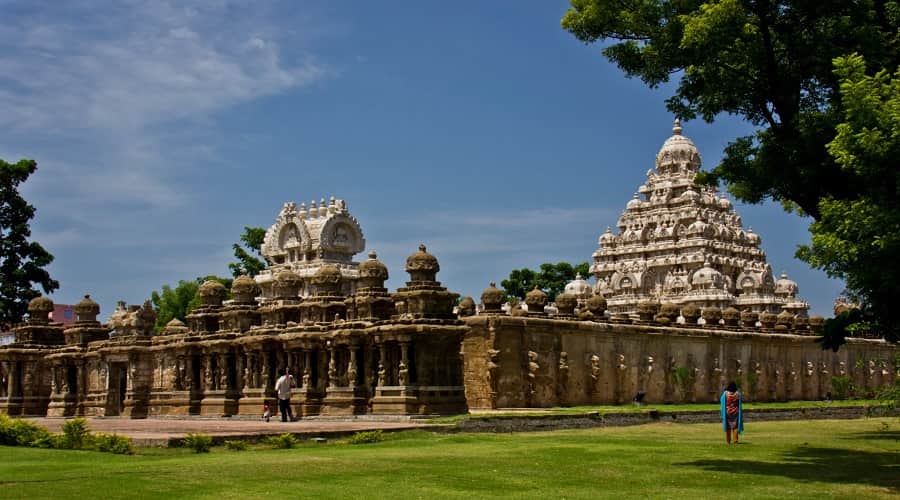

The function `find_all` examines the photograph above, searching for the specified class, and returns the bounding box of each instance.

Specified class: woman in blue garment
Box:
[720,381,743,444]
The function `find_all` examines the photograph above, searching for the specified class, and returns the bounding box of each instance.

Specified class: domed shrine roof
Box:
[691,261,725,290]
[358,251,389,281]
[480,282,506,312]
[655,119,701,173]
[406,244,439,274]
[564,274,593,299]
[774,272,799,298]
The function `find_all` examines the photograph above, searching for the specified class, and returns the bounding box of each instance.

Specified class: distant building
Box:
[49,304,77,327]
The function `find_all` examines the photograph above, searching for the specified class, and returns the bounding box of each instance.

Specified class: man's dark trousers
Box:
[279,398,293,422]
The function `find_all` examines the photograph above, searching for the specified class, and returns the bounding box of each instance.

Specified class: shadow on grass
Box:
[679,446,900,492]
[841,430,900,441]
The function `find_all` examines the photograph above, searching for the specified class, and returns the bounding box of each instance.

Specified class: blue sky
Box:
[1,1,842,317]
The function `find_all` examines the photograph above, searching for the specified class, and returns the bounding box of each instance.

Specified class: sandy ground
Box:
[26,417,441,446]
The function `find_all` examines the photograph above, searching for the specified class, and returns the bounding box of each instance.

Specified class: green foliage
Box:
[224,440,248,451]
[501,268,536,301]
[873,380,900,411]
[562,2,900,344]
[93,433,134,455]
[0,415,135,454]
[60,418,91,450]
[673,367,692,402]
[264,433,298,449]
[0,158,59,327]
[746,372,759,400]
[229,226,267,278]
[0,414,53,447]
[348,430,385,445]
[796,54,900,344]
[182,433,212,453]
[501,262,590,301]
[830,375,855,400]
[151,275,232,330]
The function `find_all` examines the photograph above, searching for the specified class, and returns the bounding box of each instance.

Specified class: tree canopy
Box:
[0,159,59,328]
[228,226,266,278]
[562,0,900,344]
[151,275,232,331]
[501,262,590,302]
[797,54,900,347]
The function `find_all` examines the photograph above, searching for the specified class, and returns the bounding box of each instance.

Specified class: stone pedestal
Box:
[122,389,149,418]
[371,386,419,414]
[148,390,191,416]
[239,388,273,418]
[321,386,368,415]
[46,392,80,418]
[199,389,240,416]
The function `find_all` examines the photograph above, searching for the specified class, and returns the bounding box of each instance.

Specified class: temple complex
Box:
[592,120,809,318]
[0,121,896,418]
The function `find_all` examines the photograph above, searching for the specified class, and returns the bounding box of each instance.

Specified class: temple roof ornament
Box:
[256,197,365,300]
[564,273,593,300]
[590,119,809,317]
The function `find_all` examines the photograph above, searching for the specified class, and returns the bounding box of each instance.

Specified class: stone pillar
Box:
[0,361,8,398]
[399,342,410,387]
[378,344,388,386]
[260,351,270,391]
[348,347,358,389]
[8,361,17,398]
[302,349,311,388]
[327,344,338,389]
[203,355,213,391]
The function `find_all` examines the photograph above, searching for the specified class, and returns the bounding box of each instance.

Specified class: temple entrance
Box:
[66,365,78,396]
[105,362,127,416]
[13,361,23,398]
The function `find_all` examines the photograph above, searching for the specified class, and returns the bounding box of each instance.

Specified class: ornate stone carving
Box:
[590,120,809,317]
[526,351,539,399]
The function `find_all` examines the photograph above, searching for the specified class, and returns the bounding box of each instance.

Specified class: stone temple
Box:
[0,121,896,418]
[592,120,809,319]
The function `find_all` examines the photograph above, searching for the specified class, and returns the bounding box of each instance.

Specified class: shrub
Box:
[0,415,53,447]
[874,380,900,411]
[672,367,692,402]
[224,440,248,451]
[746,372,759,400]
[60,418,91,449]
[182,433,212,453]
[94,433,134,455]
[831,375,855,400]
[348,430,385,445]
[264,433,298,449]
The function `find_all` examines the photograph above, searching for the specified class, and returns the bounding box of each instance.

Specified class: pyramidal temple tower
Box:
[590,120,809,317]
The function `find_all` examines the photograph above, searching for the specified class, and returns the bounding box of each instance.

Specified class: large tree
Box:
[228,226,267,278]
[502,262,590,302]
[797,54,900,347]
[562,0,900,344]
[0,159,59,328]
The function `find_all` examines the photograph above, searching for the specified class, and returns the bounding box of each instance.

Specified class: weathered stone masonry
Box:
[1,123,897,417]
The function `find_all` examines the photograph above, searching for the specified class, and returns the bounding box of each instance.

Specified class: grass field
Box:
[1,418,898,499]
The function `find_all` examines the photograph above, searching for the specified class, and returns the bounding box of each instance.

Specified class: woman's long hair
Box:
[726,381,738,392]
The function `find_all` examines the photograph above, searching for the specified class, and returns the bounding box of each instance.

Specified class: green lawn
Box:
[2,419,898,499]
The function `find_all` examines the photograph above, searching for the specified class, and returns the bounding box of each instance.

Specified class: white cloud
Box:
[0,1,329,206]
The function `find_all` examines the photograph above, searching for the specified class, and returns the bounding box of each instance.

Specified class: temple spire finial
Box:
[672,118,682,135]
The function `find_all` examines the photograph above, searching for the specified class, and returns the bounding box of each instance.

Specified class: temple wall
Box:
[462,316,898,408]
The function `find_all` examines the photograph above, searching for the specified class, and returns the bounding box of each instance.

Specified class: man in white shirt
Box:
[274,367,295,422]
